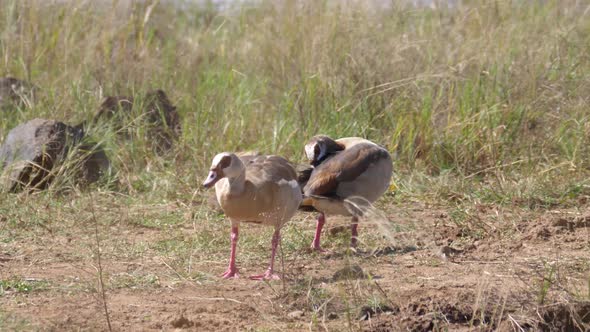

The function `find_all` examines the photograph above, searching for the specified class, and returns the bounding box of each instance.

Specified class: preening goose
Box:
[301,135,393,251]
[203,152,302,280]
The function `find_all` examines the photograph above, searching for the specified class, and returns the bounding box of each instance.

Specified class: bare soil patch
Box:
[1,198,589,331]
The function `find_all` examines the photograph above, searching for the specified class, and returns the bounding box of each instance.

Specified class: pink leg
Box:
[222,226,239,279]
[311,213,329,253]
[250,228,281,280]
[351,216,359,248]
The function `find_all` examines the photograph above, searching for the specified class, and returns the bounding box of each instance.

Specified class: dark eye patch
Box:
[218,155,232,169]
[314,144,320,157]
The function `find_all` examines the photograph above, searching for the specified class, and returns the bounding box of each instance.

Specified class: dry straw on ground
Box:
[1,0,589,331]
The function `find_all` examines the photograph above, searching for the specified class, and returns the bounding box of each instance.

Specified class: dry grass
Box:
[1,0,590,331]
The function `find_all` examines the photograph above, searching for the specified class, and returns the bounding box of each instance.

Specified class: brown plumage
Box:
[203,152,302,280]
[301,136,393,251]
[304,143,390,198]
[304,135,344,167]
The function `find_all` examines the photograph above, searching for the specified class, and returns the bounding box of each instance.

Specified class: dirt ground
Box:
[1,197,589,331]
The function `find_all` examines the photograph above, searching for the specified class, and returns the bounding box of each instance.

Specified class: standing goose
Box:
[301,135,393,251]
[204,151,262,211]
[203,152,302,280]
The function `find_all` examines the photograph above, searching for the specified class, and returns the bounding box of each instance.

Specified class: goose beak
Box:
[203,170,220,188]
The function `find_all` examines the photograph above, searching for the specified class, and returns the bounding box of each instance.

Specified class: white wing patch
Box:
[305,143,316,161]
[278,179,299,189]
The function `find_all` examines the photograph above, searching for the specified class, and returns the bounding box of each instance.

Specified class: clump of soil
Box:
[170,312,194,329]
[92,89,181,154]
[0,77,36,109]
[540,302,590,332]
[358,304,399,320]
[0,118,109,192]
[333,264,368,280]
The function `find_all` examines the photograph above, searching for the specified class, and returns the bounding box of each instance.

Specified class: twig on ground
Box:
[89,192,113,332]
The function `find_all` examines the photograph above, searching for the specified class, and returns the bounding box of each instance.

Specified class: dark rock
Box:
[76,141,111,185]
[0,77,36,109]
[539,301,590,331]
[332,264,368,281]
[92,89,181,154]
[327,312,338,320]
[170,313,194,328]
[358,304,398,320]
[370,245,418,257]
[329,225,349,236]
[95,95,134,119]
[438,245,463,260]
[0,118,110,192]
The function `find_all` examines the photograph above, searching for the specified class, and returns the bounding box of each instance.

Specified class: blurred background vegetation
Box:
[0,0,589,205]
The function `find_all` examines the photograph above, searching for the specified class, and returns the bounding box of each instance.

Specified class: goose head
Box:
[304,135,344,167]
[203,152,244,188]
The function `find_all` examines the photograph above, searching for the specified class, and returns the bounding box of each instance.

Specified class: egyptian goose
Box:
[300,135,393,251]
[204,151,262,211]
[203,152,302,280]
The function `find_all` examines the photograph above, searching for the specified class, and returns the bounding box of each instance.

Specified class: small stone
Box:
[358,305,398,321]
[358,306,375,321]
[438,245,462,260]
[287,310,304,319]
[333,264,367,281]
[170,313,194,328]
[328,225,348,235]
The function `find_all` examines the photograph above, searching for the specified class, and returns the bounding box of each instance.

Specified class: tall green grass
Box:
[0,0,589,203]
